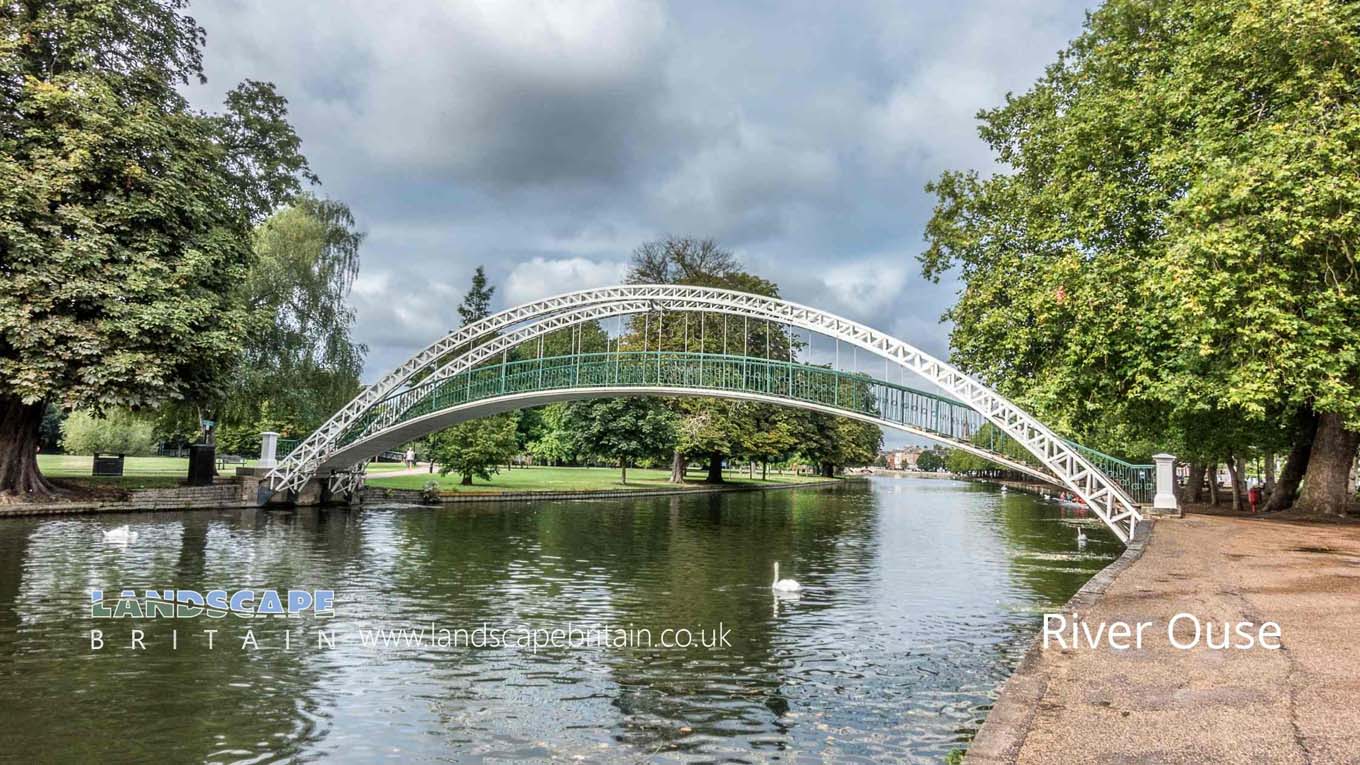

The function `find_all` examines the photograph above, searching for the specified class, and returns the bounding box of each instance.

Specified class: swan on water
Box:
[772,562,802,592]
[1076,528,1088,547]
[103,525,139,544]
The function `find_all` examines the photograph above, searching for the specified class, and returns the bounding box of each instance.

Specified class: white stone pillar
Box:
[1152,453,1179,511]
[259,431,280,469]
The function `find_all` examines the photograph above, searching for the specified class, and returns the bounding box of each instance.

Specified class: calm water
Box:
[0,477,1117,763]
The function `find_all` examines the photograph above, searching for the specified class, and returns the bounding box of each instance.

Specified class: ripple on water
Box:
[0,478,1116,763]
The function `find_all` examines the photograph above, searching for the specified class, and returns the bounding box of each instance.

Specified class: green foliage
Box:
[420,479,440,504]
[526,403,579,465]
[458,266,495,326]
[916,450,946,472]
[792,409,883,474]
[0,0,313,412]
[563,398,676,481]
[39,405,65,450]
[675,398,751,462]
[426,415,519,485]
[60,410,156,456]
[921,0,1360,460]
[221,195,366,434]
[739,404,799,466]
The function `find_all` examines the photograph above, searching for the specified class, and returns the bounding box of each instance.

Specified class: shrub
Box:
[60,410,157,456]
[420,480,441,504]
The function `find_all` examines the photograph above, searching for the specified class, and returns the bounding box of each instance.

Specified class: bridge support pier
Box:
[258,431,279,469]
[1152,453,1179,513]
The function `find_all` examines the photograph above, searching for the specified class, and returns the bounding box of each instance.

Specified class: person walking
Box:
[1247,483,1262,513]
[405,447,416,469]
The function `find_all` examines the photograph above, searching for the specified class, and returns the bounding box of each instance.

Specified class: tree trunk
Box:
[0,395,59,498]
[761,461,768,481]
[748,461,754,479]
[460,474,472,486]
[1227,456,1245,512]
[620,462,627,484]
[1207,463,1219,505]
[1264,452,1276,493]
[1187,463,1206,503]
[1293,412,1360,516]
[705,452,724,483]
[1263,410,1318,512]
[1351,455,1359,499]
[820,461,834,478]
[669,450,687,483]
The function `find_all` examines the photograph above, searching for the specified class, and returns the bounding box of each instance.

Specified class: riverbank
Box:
[965,512,1360,764]
[0,467,847,517]
[364,464,831,493]
[365,476,845,505]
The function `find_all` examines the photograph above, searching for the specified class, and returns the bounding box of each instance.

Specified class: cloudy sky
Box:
[186,0,1092,388]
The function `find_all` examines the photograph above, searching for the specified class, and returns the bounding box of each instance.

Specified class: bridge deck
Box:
[333,351,1153,503]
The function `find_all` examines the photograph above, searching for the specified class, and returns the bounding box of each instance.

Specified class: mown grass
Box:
[365,465,831,493]
[33,456,832,495]
[36,454,258,492]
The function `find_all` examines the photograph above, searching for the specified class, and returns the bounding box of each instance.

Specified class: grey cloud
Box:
[184,0,1093,382]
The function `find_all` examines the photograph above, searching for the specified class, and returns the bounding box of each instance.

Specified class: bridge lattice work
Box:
[266,285,1150,542]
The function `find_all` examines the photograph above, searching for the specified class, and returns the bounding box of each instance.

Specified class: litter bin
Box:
[188,444,216,486]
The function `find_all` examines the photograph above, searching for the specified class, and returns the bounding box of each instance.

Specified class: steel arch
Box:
[267,285,1144,542]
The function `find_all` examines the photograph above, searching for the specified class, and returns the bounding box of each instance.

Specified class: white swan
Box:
[103,525,139,544]
[772,562,802,592]
[1076,528,1088,547]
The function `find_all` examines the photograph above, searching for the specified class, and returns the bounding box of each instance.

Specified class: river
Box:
[0,477,1118,763]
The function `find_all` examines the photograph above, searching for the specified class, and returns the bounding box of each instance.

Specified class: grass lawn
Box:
[36,454,263,492]
[365,465,833,493]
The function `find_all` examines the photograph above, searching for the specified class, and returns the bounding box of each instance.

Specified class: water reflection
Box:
[0,477,1115,763]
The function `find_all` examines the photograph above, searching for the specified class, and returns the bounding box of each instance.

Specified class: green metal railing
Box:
[339,351,1155,503]
[340,351,976,446]
[1062,441,1154,504]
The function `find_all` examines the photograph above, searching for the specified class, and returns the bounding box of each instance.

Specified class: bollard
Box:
[1152,453,1179,511]
[259,431,280,469]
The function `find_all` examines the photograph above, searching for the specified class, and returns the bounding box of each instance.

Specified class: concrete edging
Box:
[963,520,1155,764]
[0,482,251,518]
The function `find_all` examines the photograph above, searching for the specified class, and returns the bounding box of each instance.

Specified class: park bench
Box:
[216,454,246,471]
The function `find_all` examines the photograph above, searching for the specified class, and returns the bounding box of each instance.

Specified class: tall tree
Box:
[624,236,790,482]
[0,0,314,497]
[740,404,799,480]
[423,265,514,482]
[674,399,753,483]
[922,0,1360,514]
[458,266,495,326]
[526,403,578,466]
[564,397,675,483]
[426,416,519,486]
[222,195,366,435]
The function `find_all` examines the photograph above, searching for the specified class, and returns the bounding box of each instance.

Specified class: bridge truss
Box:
[266,285,1146,542]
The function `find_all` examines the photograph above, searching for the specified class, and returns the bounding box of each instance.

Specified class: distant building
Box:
[882,446,926,470]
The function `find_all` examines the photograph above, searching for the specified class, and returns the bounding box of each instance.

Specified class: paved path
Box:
[968,513,1360,764]
[366,464,435,478]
